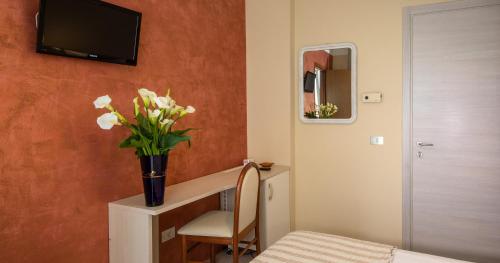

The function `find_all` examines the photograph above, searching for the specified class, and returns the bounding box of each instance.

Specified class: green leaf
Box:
[119,135,135,148]
[136,113,149,130]
[171,128,196,136]
[119,135,145,149]
[160,133,191,151]
[125,124,140,135]
[130,138,145,148]
[136,113,152,138]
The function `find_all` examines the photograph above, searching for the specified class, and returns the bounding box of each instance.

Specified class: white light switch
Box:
[370,136,384,145]
[161,226,176,243]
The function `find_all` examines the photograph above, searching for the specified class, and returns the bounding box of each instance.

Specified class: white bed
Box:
[251,231,472,263]
[392,250,471,263]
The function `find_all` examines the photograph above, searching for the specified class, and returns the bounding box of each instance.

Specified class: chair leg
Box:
[210,244,215,263]
[232,239,239,263]
[181,235,188,263]
[255,227,261,255]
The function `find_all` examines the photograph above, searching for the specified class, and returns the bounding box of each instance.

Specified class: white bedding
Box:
[392,250,472,263]
[251,231,473,263]
[252,231,394,263]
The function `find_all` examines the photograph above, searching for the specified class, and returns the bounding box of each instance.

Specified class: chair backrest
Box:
[233,162,261,235]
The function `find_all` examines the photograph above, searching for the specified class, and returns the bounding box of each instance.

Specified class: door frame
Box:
[402,0,500,250]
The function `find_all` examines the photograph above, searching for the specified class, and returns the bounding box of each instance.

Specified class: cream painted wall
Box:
[245,0,449,248]
[246,0,292,166]
[293,0,446,247]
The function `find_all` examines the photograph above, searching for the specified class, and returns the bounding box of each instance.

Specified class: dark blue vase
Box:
[140,154,168,207]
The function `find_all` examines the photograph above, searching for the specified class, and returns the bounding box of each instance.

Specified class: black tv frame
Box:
[36,0,142,66]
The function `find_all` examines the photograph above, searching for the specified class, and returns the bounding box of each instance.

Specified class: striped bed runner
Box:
[252,231,395,263]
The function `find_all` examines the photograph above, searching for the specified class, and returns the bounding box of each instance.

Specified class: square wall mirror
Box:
[299,43,357,124]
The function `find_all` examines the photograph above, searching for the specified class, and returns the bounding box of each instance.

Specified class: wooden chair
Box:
[178,163,261,263]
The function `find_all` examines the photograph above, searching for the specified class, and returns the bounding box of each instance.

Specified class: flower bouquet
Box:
[304,102,338,119]
[94,88,195,206]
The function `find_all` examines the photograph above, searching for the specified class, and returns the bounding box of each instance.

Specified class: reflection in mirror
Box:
[302,48,352,120]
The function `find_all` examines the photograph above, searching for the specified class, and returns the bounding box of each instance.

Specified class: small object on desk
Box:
[259,162,274,171]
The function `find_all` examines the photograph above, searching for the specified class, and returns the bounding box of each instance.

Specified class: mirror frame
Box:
[298,43,357,124]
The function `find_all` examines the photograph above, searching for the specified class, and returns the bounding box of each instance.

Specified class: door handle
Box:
[416,142,434,147]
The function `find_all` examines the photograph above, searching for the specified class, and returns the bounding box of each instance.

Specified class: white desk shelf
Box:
[109,165,290,263]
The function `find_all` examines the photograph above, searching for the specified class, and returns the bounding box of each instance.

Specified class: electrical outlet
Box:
[161,226,176,243]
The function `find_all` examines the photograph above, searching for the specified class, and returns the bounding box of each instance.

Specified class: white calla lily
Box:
[186,106,196,114]
[93,95,112,109]
[160,118,173,125]
[148,109,162,124]
[148,109,161,118]
[171,105,183,115]
[160,118,173,129]
[138,88,157,100]
[179,106,196,117]
[96,112,119,130]
[133,97,140,116]
[154,96,172,109]
[169,99,176,107]
[138,88,158,106]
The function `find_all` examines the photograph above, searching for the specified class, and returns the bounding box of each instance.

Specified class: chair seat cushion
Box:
[178,210,234,238]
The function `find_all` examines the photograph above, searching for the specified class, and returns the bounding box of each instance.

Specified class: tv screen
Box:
[304,71,316,93]
[36,0,142,66]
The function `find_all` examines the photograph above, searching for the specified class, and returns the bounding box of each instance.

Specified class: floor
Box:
[215,250,254,263]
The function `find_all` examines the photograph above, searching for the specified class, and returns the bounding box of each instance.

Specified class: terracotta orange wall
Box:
[0,1,246,262]
[303,50,331,73]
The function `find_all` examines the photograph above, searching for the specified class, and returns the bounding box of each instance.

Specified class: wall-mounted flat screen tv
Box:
[36,0,142,66]
[303,71,316,93]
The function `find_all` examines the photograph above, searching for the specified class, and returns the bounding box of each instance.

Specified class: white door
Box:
[404,1,500,262]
